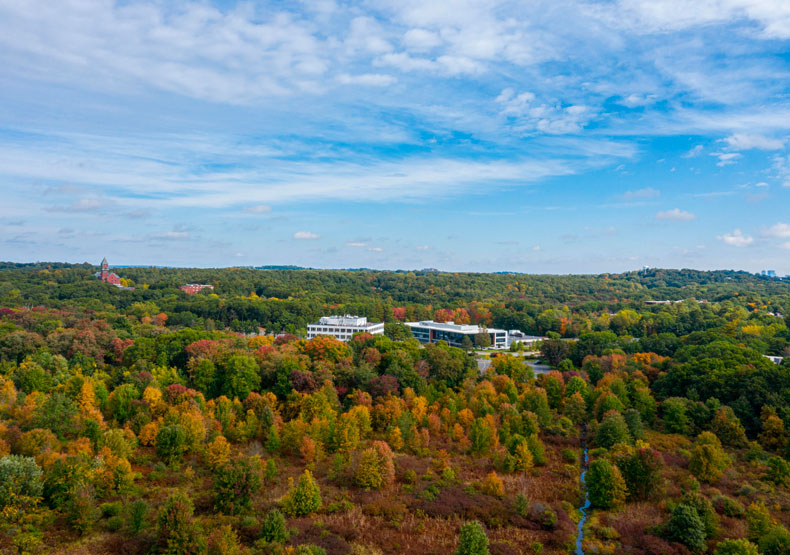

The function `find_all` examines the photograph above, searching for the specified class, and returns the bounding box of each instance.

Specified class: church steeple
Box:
[100,257,109,280]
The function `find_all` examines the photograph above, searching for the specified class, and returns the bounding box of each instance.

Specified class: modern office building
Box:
[306,315,384,341]
[405,320,508,349]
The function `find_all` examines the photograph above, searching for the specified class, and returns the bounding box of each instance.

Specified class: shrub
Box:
[355,441,395,490]
[213,457,262,514]
[680,492,718,539]
[66,485,99,535]
[128,499,149,534]
[765,456,790,486]
[759,526,790,555]
[480,471,505,498]
[456,520,489,555]
[282,469,322,517]
[515,493,530,516]
[714,539,759,554]
[100,429,135,459]
[587,459,626,509]
[156,424,188,465]
[265,458,278,482]
[261,508,289,544]
[0,455,43,508]
[713,494,744,517]
[745,502,774,541]
[100,501,122,518]
[689,431,729,484]
[207,524,242,555]
[157,492,203,554]
[205,435,231,469]
[664,504,706,552]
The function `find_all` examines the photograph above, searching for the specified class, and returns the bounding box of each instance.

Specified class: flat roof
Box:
[405,320,505,333]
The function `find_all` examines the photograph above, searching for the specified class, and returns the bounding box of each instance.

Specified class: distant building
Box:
[180,284,214,295]
[95,257,123,287]
[306,315,384,341]
[405,320,508,349]
[765,355,784,365]
[761,270,777,278]
[506,330,546,349]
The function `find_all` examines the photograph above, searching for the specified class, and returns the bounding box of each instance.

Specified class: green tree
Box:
[0,455,43,508]
[456,520,489,555]
[156,424,188,465]
[662,397,690,434]
[470,418,496,454]
[759,526,790,555]
[595,412,631,449]
[213,457,262,514]
[665,504,706,552]
[587,459,627,509]
[157,493,203,554]
[689,431,730,484]
[220,354,261,400]
[714,539,759,555]
[617,447,663,501]
[474,332,491,349]
[282,469,322,517]
[261,508,290,544]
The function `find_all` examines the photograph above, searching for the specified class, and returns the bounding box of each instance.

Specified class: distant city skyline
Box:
[2,1,790,274]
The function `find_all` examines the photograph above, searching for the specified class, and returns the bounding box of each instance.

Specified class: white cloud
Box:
[149,231,190,240]
[293,231,319,240]
[710,151,742,166]
[683,145,704,158]
[368,246,383,252]
[656,208,696,221]
[622,187,660,200]
[346,241,367,247]
[337,73,396,86]
[496,88,593,135]
[402,28,442,51]
[781,242,790,250]
[724,133,784,151]
[718,229,754,247]
[763,222,790,238]
[619,93,656,107]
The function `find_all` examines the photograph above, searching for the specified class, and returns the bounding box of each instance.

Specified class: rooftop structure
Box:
[306,315,384,342]
[180,284,214,295]
[94,257,124,288]
[506,330,546,348]
[405,320,507,349]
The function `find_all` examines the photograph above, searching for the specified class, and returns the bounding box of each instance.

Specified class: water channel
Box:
[575,446,590,555]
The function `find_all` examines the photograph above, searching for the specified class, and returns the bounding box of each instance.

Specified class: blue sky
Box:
[2,0,790,274]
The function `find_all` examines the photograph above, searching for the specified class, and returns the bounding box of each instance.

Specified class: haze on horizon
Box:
[1,0,790,275]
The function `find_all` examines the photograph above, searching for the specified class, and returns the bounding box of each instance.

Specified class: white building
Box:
[506,330,546,349]
[405,320,508,349]
[306,315,384,341]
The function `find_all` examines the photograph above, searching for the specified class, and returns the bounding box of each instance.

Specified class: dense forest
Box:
[1,262,790,554]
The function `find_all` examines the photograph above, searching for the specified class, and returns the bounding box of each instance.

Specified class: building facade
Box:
[96,257,122,286]
[180,284,214,295]
[506,330,546,349]
[405,320,508,349]
[306,315,385,341]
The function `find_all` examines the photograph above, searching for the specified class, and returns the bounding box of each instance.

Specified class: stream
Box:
[575,446,590,555]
